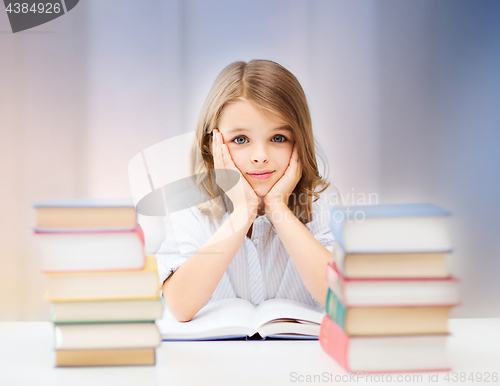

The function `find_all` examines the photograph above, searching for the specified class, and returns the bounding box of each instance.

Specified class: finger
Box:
[221,144,237,170]
[218,132,229,170]
[294,144,300,169]
[295,152,303,182]
[214,130,223,170]
[287,143,296,167]
[285,146,298,172]
[291,146,300,176]
[211,130,217,167]
[296,162,302,181]
[215,131,234,170]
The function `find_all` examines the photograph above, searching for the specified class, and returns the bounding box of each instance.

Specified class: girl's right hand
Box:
[212,129,260,223]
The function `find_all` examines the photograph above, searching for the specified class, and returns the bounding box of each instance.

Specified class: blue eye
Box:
[232,136,248,144]
[272,134,287,143]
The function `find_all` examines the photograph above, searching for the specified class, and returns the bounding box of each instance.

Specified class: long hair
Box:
[191,59,330,224]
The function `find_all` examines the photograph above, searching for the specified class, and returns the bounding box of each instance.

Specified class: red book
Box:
[319,314,451,373]
[325,262,460,307]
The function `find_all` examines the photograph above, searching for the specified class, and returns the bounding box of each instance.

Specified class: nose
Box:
[251,144,269,164]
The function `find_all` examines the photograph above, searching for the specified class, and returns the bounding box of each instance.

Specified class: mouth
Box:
[247,170,275,180]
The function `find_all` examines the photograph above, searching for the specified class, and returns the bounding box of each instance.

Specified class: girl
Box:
[156,60,337,322]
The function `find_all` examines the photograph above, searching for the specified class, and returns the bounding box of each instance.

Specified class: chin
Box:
[252,185,271,197]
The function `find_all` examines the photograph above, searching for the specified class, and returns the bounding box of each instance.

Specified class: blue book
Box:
[329,203,451,253]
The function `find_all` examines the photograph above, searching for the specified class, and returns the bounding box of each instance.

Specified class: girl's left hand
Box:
[264,143,302,213]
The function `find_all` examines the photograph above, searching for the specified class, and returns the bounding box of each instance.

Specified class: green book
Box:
[325,288,452,336]
[325,289,347,331]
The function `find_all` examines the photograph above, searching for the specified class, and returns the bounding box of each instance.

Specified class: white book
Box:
[157,298,325,340]
[36,228,145,272]
[349,335,449,372]
[326,262,460,307]
[329,203,452,253]
[55,322,161,350]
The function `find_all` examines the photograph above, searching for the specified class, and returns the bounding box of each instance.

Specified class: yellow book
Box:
[56,348,156,367]
[45,255,160,302]
[333,242,450,278]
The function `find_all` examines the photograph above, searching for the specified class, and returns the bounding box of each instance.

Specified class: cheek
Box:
[226,147,245,170]
[275,146,294,173]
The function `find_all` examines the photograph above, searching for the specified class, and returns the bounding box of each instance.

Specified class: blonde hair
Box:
[191,59,330,224]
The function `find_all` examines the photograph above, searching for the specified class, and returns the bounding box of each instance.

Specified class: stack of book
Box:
[320,203,460,373]
[34,199,162,367]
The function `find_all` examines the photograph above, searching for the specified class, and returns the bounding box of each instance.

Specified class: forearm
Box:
[268,204,333,307]
[162,209,253,322]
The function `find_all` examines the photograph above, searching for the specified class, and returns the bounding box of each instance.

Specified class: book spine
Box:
[35,224,144,242]
[325,289,347,332]
[327,261,460,283]
[319,315,350,371]
[325,263,345,300]
[136,223,145,245]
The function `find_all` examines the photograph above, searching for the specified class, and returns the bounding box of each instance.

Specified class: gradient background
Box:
[1,0,499,321]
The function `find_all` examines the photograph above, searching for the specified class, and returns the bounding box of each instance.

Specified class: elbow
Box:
[174,314,194,323]
[162,285,197,322]
[162,274,203,322]
[165,298,196,323]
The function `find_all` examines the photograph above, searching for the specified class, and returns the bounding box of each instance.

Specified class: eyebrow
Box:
[226,125,292,134]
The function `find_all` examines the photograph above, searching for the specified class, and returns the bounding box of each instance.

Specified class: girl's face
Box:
[217,99,295,197]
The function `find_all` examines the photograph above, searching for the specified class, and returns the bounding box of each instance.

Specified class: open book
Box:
[157,298,325,341]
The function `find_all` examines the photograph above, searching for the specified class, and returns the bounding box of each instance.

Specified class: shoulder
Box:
[311,179,340,212]
[170,204,225,225]
[303,179,340,231]
[165,201,226,238]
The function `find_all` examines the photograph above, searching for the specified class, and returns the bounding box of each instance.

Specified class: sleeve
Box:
[155,207,210,287]
[307,182,339,253]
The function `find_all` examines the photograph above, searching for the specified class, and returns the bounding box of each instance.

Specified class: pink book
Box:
[319,314,451,373]
[325,262,460,307]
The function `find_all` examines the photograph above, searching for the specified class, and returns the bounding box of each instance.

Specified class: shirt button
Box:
[252,275,259,282]
[253,239,259,244]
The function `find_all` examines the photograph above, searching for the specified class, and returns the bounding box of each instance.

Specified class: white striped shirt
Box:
[155,184,337,308]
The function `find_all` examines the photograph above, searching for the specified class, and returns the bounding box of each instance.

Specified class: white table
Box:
[1,319,499,386]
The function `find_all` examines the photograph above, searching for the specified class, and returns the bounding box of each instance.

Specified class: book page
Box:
[257,320,321,338]
[157,298,256,340]
[254,298,324,330]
